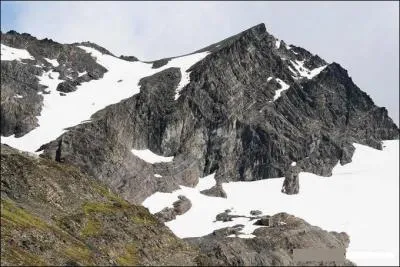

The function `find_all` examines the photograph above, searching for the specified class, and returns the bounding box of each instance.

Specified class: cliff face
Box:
[1,24,398,204]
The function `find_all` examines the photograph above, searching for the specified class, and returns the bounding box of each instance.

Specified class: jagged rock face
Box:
[39,67,202,203]
[0,61,45,137]
[2,24,399,203]
[0,144,198,266]
[187,212,355,266]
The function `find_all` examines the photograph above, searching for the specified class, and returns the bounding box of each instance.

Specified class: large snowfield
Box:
[143,140,399,266]
[1,46,209,153]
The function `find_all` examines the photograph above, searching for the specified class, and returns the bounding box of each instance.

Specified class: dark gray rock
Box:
[119,55,139,62]
[56,80,81,93]
[215,211,234,222]
[250,210,262,216]
[340,143,356,165]
[211,224,244,237]
[282,165,301,195]
[151,58,170,69]
[200,184,227,198]
[254,215,272,226]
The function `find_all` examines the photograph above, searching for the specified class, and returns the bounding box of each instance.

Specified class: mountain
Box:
[1,24,397,204]
[1,23,399,265]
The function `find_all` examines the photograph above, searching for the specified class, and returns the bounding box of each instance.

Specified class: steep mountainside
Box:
[1,24,398,205]
[0,144,199,266]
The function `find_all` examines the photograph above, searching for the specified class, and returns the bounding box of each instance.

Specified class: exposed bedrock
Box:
[187,212,355,266]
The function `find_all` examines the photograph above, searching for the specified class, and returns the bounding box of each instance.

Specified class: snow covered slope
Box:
[1,46,209,153]
[0,44,34,61]
[143,140,399,266]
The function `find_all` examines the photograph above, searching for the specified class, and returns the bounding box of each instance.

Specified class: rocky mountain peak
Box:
[1,24,398,204]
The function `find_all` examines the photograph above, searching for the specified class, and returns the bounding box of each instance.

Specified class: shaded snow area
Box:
[290,59,327,79]
[272,78,290,101]
[1,45,209,153]
[143,140,399,266]
[131,149,174,164]
[1,44,34,61]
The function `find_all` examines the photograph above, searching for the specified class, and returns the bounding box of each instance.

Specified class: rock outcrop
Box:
[154,195,192,222]
[187,212,355,266]
[200,184,227,198]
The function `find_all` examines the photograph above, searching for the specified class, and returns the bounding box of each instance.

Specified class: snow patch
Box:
[154,174,162,178]
[275,40,281,49]
[291,162,297,167]
[1,44,34,61]
[272,78,290,101]
[131,149,174,164]
[170,52,210,100]
[78,71,87,77]
[290,60,327,79]
[44,57,59,67]
[267,77,273,82]
[13,94,24,99]
[195,173,216,191]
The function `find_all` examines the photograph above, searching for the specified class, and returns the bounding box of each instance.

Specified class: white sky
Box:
[1,1,399,124]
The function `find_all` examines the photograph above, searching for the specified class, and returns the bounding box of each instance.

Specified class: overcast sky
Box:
[1,1,399,124]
